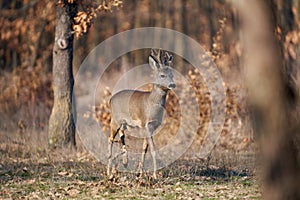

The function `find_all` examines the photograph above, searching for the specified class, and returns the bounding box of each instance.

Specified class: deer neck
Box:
[149,84,168,107]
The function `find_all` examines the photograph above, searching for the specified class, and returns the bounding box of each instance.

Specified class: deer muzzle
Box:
[168,83,176,89]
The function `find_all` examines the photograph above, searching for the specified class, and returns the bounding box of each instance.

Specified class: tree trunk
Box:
[48,3,77,149]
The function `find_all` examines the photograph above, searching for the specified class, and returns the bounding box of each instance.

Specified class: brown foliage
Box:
[0,66,53,130]
[72,0,123,38]
[0,1,56,70]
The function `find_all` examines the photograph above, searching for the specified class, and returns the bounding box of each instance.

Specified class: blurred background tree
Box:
[233,1,300,199]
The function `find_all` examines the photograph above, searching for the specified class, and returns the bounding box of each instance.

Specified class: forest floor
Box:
[0,134,261,200]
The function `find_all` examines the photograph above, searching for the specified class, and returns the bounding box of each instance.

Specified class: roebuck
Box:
[107,49,176,179]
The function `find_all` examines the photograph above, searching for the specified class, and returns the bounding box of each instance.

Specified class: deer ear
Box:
[169,55,173,62]
[150,48,156,56]
[149,56,159,70]
[165,52,173,62]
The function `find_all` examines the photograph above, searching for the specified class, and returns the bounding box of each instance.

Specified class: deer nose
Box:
[168,83,176,89]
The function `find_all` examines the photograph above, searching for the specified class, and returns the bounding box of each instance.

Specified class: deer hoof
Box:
[153,172,157,179]
[122,152,128,166]
[108,174,114,180]
[122,146,128,166]
[107,168,111,177]
[138,171,144,178]
[138,163,144,174]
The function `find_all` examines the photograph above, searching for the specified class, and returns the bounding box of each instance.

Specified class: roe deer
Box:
[107,49,176,179]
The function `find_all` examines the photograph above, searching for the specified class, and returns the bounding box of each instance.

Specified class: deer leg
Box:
[146,124,157,179]
[107,126,119,177]
[119,127,128,167]
[108,127,119,159]
[147,136,157,179]
[138,138,148,175]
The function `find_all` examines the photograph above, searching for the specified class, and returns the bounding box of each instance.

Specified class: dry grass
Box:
[0,132,261,199]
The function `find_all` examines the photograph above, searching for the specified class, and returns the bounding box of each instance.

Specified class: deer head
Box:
[148,49,176,90]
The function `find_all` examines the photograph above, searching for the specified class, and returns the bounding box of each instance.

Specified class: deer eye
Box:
[160,74,166,78]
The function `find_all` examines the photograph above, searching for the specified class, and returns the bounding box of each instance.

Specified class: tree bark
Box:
[48,3,77,149]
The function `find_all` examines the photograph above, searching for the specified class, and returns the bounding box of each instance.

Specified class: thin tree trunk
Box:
[48,3,77,149]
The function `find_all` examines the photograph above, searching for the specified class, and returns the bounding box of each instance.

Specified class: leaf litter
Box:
[0,146,261,199]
